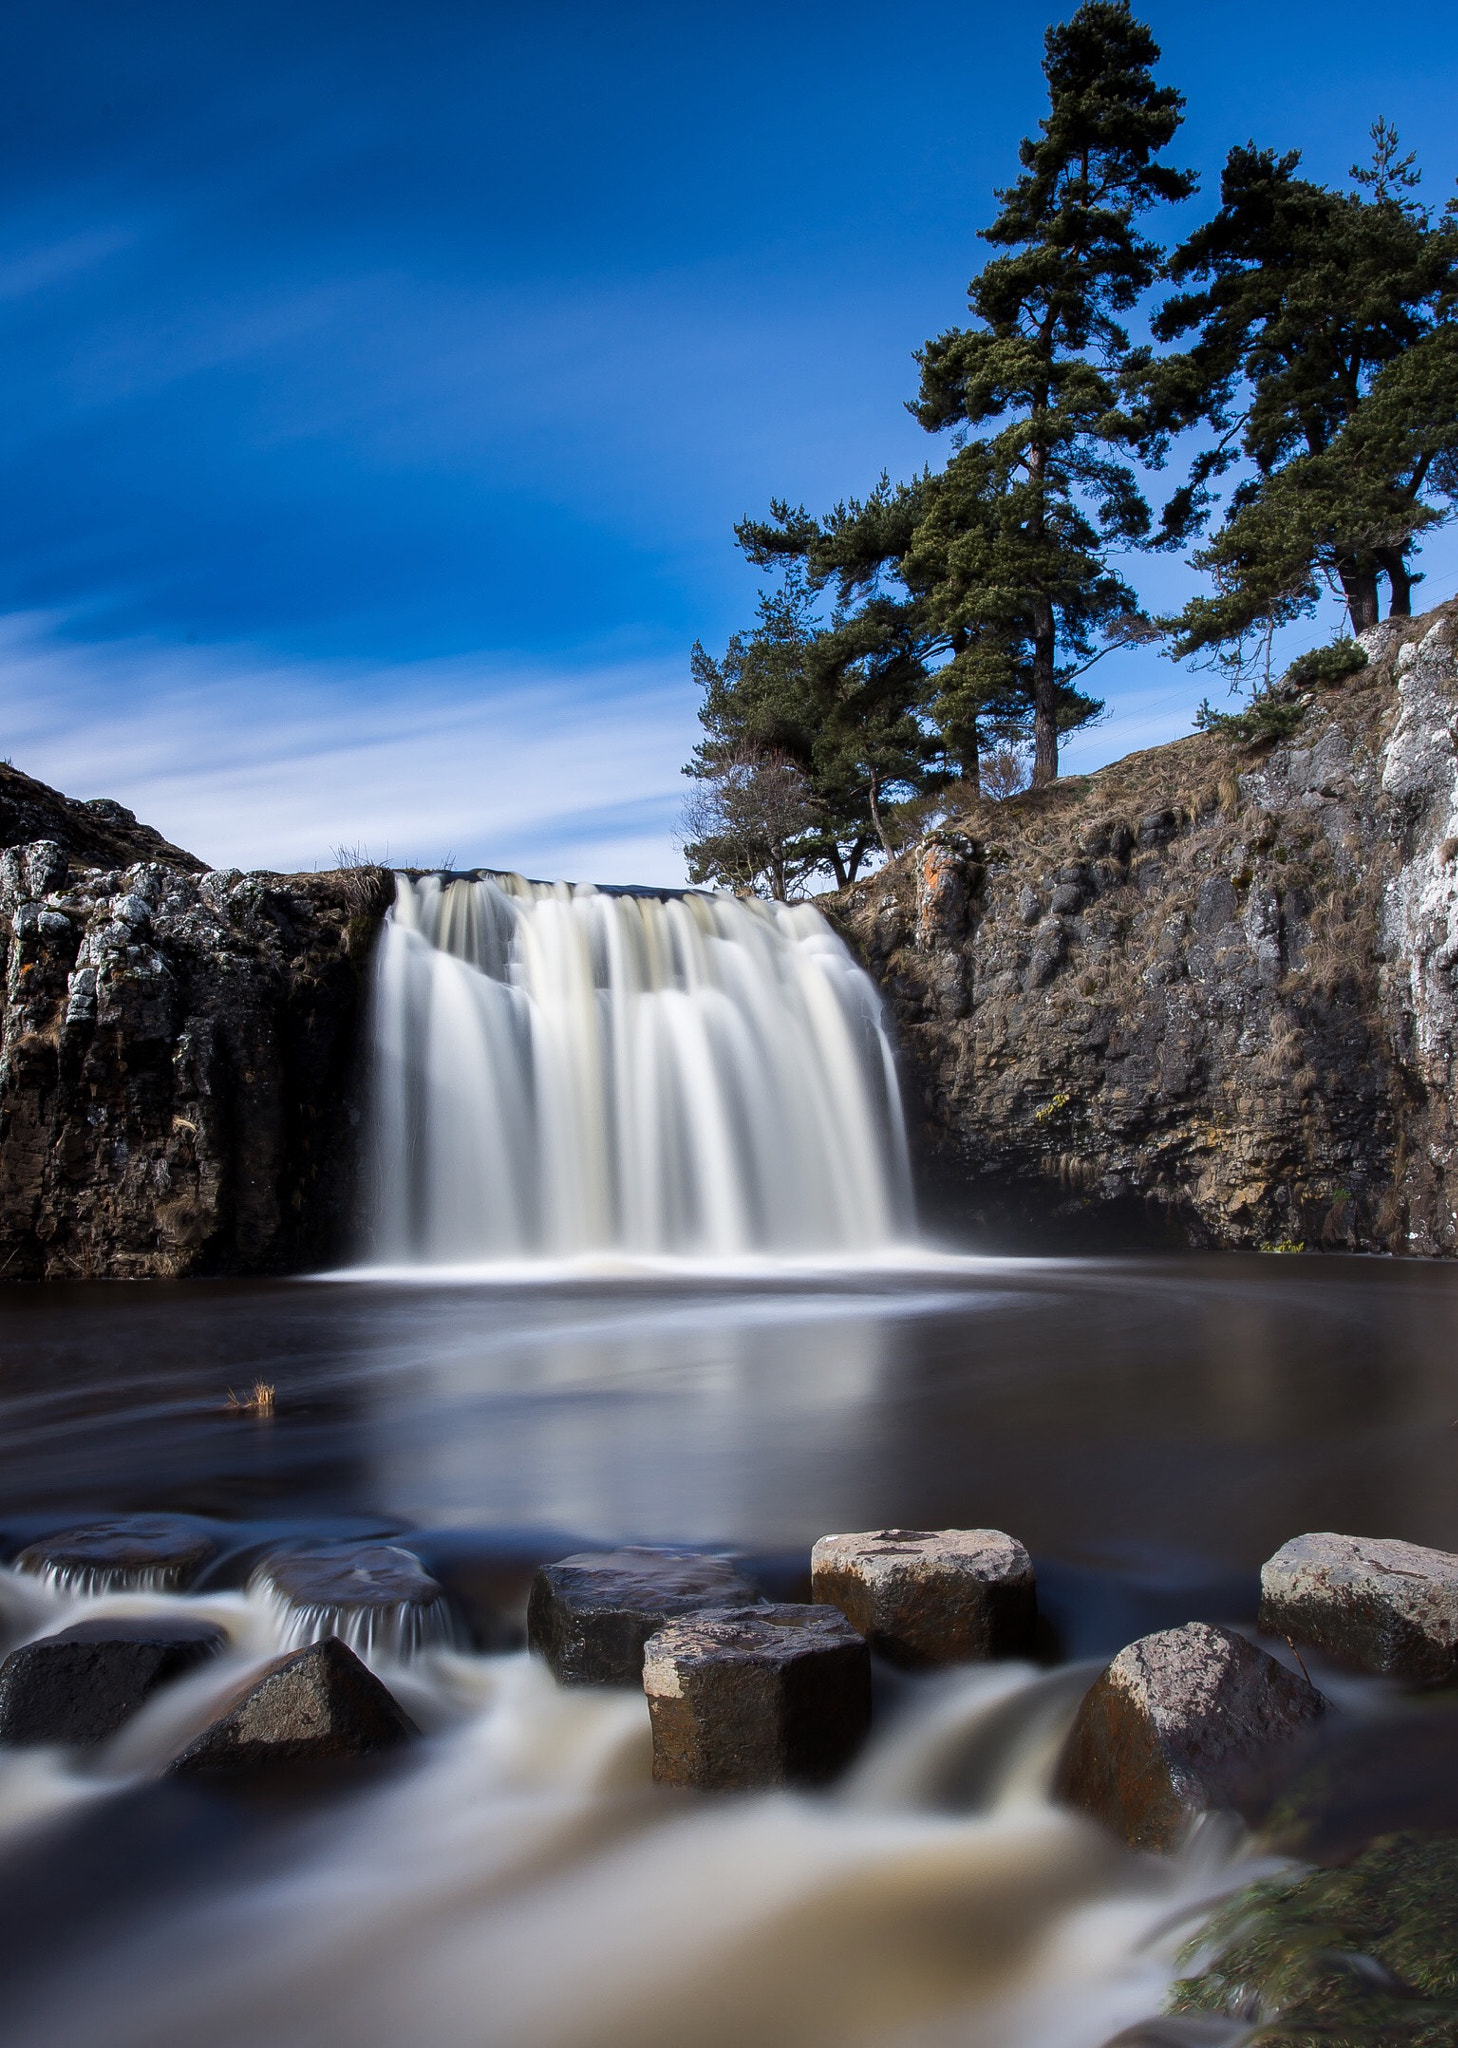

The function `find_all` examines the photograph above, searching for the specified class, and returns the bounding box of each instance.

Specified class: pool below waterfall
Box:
[0,1253,1455,2048]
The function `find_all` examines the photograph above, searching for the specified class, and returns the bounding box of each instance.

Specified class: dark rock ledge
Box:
[0,761,392,1278]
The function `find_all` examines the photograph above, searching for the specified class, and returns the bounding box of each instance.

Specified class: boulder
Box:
[810,1528,1035,1666]
[250,1543,451,1656]
[643,1603,871,1790]
[1056,1621,1327,1852]
[167,1636,417,1776]
[527,1548,760,1687]
[1259,1531,1458,1686]
[13,1517,217,1593]
[0,1616,226,1747]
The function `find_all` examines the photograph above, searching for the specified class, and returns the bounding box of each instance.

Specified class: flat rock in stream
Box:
[810,1528,1035,1666]
[1259,1531,1458,1685]
[13,1517,218,1593]
[1056,1621,1327,1852]
[528,1549,761,1686]
[167,1636,417,1776]
[251,1542,452,1655]
[0,1617,226,1747]
[643,1603,870,1789]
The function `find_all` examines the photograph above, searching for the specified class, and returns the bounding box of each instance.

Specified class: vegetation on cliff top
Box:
[682,2,1458,901]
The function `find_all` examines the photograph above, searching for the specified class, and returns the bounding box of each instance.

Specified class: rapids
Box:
[0,1563,1263,2048]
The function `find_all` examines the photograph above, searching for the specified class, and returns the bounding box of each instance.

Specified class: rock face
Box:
[1260,1531,1458,1686]
[810,1528,1036,1666]
[1057,1621,1327,1852]
[834,604,1458,1253]
[0,764,391,1277]
[0,1616,225,1746]
[527,1548,761,1687]
[642,1603,871,1790]
[167,1636,417,1775]
[14,1516,218,1592]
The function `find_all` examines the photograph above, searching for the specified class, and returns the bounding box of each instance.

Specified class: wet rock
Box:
[0,1616,225,1747]
[642,1602,871,1789]
[1259,1531,1458,1685]
[167,1636,417,1775]
[251,1543,452,1656]
[810,1528,1036,1667]
[527,1548,761,1687]
[1056,1621,1327,1852]
[14,1517,218,1593]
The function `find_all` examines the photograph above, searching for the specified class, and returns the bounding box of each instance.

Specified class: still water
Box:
[0,1253,1454,2047]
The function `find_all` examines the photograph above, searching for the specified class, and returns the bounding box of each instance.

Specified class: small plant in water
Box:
[1259,1239,1306,1256]
[225,1381,276,1416]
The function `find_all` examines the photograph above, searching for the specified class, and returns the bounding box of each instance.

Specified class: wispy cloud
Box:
[0,614,699,885]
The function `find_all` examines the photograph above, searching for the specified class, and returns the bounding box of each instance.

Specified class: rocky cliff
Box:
[836,600,1458,1255]
[0,764,390,1278]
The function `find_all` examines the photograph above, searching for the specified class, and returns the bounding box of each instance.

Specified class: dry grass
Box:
[225,1381,276,1417]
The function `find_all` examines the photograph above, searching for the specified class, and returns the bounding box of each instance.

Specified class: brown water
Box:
[0,1252,1454,2047]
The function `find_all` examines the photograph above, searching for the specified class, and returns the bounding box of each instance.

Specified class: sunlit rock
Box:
[1056,1621,1327,1852]
[810,1527,1036,1666]
[0,1615,225,1747]
[168,1636,417,1775]
[527,1548,760,1686]
[643,1602,870,1789]
[1260,1531,1458,1685]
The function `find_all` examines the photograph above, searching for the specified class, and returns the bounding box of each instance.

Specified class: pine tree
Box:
[1144,124,1458,667]
[909,0,1194,784]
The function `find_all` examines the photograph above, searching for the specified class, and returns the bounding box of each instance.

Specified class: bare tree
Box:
[680,747,817,900]
[979,746,1032,802]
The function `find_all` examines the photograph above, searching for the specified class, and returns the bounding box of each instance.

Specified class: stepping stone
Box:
[810,1528,1036,1666]
[1056,1620,1327,1852]
[643,1602,870,1789]
[167,1636,417,1776]
[13,1517,217,1593]
[1259,1531,1458,1686]
[527,1548,761,1686]
[250,1543,452,1656]
[0,1617,226,1747]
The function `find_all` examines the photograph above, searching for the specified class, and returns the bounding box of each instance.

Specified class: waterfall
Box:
[365,872,913,1263]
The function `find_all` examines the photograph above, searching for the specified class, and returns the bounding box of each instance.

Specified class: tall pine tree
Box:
[909,0,1194,784]
[1144,123,1458,665]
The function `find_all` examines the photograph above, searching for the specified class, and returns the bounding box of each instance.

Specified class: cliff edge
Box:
[835,601,1458,1255]
[0,762,390,1278]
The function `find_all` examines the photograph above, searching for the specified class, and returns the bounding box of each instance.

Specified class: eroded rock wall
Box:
[0,766,389,1277]
[836,604,1458,1254]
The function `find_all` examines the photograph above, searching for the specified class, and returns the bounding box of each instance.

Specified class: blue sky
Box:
[3,1,1456,882]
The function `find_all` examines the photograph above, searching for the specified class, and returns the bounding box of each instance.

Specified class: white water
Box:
[366,873,913,1264]
[0,1569,1264,2048]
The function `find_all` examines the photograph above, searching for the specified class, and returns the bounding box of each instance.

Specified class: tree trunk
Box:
[1030,600,1059,789]
[828,845,849,891]
[1376,548,1413,618]
[1335,556,1380,634]
[867,770,894,859]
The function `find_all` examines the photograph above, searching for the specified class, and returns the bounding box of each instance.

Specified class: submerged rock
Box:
[251,1543,452,1657]
[527,1548,761,1687]
[642,1602,870,1790]
[167,1636,417,1775]
[0,1616,225,1747]
[810,1528,1035,1666]
[1259,1531,1458,1685]
[1056,1621,1327,1852]
[14,1517,218,1593]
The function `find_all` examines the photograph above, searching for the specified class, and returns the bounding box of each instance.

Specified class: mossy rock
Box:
[1170,1831,1458,2045]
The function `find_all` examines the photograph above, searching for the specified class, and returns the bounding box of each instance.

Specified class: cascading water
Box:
[366,871,913,1263]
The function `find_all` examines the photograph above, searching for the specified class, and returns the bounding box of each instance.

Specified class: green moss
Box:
[1171,1832,1458,2046]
